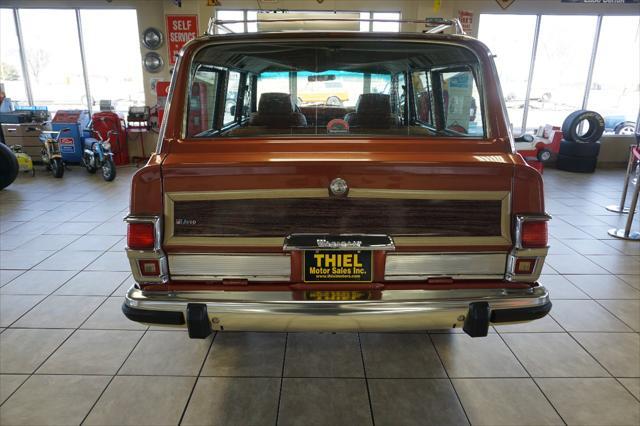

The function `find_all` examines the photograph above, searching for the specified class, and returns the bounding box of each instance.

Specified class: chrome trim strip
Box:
[385,253,507,280]
[283,234,395,251]
[156,46,183,154]
[124,285,550,332]
[168,254,291,281]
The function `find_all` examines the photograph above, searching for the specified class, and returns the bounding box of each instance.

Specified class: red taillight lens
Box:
[521,221,548,248]
[127,223,155,250]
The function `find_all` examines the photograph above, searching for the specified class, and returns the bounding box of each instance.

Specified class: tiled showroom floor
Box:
[0,165,639,426]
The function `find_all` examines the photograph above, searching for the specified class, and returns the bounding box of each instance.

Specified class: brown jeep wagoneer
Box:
[123,18,551,338]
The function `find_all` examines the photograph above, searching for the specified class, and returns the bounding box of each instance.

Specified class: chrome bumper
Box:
[123,285,551,335]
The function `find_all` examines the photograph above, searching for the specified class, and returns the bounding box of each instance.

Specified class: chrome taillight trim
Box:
[514,213,552,250]
[124,215,168,284]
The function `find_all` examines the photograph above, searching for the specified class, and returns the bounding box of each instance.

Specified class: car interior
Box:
[186,40,485,138]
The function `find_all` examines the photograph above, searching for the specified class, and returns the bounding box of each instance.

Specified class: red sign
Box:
[166,14,198,65]
[458,10,473,34]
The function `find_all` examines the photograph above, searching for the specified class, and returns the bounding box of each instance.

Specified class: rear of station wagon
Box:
[122,31,551,338]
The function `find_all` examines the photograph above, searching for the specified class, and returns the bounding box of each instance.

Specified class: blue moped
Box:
[82,119,117,182]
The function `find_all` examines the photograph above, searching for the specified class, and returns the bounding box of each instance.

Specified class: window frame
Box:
[182,38,492,141]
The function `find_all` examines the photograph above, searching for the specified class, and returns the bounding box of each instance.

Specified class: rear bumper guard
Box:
[122,285,550,338]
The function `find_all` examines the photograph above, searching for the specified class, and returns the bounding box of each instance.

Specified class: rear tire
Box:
[561,110,605,143]
[51,158,64,178]
[0,143,19,190]
[102,158,116,182]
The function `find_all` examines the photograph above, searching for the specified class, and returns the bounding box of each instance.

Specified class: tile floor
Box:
[0,165,639,426]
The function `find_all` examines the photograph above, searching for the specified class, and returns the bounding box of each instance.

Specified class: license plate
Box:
[303,250,372,283]
[305,291,371,301]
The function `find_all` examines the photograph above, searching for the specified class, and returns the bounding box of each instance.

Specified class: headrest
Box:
[355,94,392,115]
[258,93,293,114]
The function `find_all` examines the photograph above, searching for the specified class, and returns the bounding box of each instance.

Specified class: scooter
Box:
[83,125,117,182]
[39,129,68,178]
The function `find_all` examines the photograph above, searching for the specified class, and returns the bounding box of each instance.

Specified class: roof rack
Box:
[206,16,465,36]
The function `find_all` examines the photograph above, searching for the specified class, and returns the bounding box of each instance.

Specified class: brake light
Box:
[127,223,155,250]
[521,221,547,248]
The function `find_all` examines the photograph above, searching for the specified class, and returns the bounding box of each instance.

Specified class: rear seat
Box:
[344,94,400,129]
[250,93,307,128]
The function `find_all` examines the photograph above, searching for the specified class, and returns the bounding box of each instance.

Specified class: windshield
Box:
[186,39,485,138]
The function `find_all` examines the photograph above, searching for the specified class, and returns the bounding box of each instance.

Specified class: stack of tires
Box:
[557,110,605,173]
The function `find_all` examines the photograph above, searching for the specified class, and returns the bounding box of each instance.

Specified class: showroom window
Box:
[0,9,29,106]
[526,16,598,134]
[215,10,400,33]
[80,9,144,113]
[19,9,88,112]
[477,14,537,135]
[587,16,640,134]
[359,12,401,32]
[0,7,143,114]
[479,14,640,136]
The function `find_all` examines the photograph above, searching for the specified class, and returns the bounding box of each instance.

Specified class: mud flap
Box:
[187,303,213,339]
[463,301,490,337]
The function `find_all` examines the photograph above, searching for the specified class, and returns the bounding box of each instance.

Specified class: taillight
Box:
[127,223,155,250]
[138,259,160,276]
[521,221,547,248]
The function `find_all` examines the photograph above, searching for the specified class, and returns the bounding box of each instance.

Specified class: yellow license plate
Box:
[303,250,372,283]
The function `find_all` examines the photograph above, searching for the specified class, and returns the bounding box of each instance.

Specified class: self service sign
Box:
[166,15,198,65]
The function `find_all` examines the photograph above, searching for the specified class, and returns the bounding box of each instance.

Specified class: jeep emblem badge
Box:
[329,178,348,197]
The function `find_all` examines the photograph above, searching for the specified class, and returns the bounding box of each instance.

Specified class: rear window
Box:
[186,40,485,138]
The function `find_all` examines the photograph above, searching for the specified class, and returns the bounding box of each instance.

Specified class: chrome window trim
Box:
[179,35,493,141]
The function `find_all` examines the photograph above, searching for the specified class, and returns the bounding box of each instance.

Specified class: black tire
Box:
[102,158,116,182]
[51,158,64,178]
[614,121,635,135]
[0,143,19,190]
[556,154,598,173]
[537,148,552,162]
[561,110,605,143]
[559,140,601,158]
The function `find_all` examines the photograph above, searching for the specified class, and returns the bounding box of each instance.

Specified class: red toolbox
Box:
[91,111,129,165]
